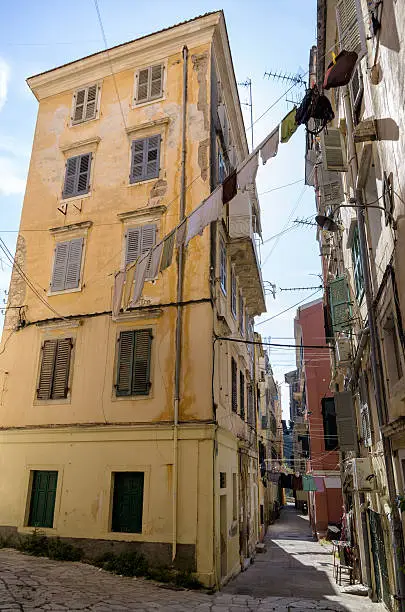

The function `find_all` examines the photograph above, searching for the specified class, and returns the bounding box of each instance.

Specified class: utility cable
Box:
[255,288,323,327]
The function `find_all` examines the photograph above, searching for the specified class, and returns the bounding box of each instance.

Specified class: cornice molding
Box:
[125,117,169,136]
[60,136,101,154]
[27,15,220,101]
[117,205,166,223]
[49,221,93,235]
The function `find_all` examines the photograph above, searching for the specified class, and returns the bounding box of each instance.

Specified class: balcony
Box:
[227,191,266,316]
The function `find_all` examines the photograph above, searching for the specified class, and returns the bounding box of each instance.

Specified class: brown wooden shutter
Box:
[37,340,58,400]
[132,329,152,395]
[52,339,72,399]
[116,331,135,396]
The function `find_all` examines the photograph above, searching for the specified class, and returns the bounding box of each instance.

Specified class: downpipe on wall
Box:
[172,44,188,564]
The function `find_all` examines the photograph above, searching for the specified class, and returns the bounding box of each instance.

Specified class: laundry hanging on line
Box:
[112,270,126,318]
[148,241,164,279]
[280,107,298,143]
[237,152,259,192]
[130,253,149,306]
[123,261,137,310]
[302,474,317,491]
[260,126,279,164]
[160,231,175,272]
[185,185,223,245]
[222,169,238,204]
[313,476,325,492]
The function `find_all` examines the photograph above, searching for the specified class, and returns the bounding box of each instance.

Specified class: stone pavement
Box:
[0,506,385,611]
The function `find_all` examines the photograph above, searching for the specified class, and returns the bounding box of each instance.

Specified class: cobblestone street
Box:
[0,506,385,612]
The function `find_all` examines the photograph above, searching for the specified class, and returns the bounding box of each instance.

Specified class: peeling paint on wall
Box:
[5,235,26,329]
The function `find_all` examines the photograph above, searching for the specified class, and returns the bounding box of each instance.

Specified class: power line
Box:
[255,288,323,327]
[259,179,304,195]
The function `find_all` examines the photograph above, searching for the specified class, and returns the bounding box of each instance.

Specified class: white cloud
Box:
[0,58,10,112]
[0,157,26,195]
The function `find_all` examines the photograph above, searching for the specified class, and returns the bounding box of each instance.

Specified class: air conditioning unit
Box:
[336,337,352,365]
[352,457,375,491]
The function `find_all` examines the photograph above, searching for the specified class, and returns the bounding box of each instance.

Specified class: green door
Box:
[111,472,144,533]
[28,471,58,528]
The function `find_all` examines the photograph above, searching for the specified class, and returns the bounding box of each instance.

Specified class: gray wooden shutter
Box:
[321,129,347,172]
[65,238,84,290]
[150,64,163,99]
[52,339,72,399]
[37,340,58,400]
[334,391,359,452]
[125,227,141,266]
[51,242,69,292]
[63,157,79,198]
[336,0,366,57]
[145,135,160,180]
[73,89,86,123]
[84,84,98,120]
[136,68,149,103]
[132,329,152,395]
[63,153,91,198]
[141,224,157,279]
[130,139,147,183]
[116,331,135,396]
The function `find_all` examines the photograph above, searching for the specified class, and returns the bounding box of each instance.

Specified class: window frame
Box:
[49,237,85,295]
[351,225,364,301]
[62,152,92,200]
[71,82,101,126]
[321,397,339,451]
[129,134,161,184]
[124,224,157,279]
[134,63,165,106]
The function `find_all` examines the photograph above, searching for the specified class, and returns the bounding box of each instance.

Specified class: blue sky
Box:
[0,0,319,417]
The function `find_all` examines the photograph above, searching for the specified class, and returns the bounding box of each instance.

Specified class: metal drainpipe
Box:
[343,86,405,610]
[172,45,188,564]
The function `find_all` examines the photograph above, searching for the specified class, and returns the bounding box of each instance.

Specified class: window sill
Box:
[131,95,165,110]
[60,191,91,203]
[127,178,159,188]
[48,286,82,297]
[33,398,71,406]
[111,393,152,402]
[69,116,100,129]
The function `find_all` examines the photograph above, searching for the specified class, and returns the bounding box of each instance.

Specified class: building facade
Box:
[294,298,342,538]
[310,0,405,607]
[0,11,266,588]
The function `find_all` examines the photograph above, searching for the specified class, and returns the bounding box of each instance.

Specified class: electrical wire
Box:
[259,179,304,195]
[255,288,323,326]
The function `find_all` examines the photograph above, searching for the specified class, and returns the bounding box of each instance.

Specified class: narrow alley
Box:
[0,505,384,611]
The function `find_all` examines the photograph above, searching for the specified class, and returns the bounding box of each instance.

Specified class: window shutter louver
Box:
[116,330,152,396]
[125,227,141,267]
[132,329,152,394]
[73,89,86,122]
[63,153,91,198]
[116,331,135,396]
[52,339,72,399]
[84,84,98,120]
[51,242,69,292]
[65,238,84,290]
[329,276,352,332]
[130,139,146,183]
[150,64,163,99]
[37,339,72,400]
[137,68,149,103]
[336,0,366,57]
[318,167,344,209]
[37,340,58,400]
[334,391,359,452]
[145,135,160,180]
[141,224,157,278]
[321,129,348,172]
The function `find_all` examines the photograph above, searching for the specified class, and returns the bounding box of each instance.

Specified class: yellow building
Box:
[0,12,265,587]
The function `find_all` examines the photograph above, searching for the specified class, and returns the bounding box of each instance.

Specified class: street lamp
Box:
[315,200,397,231]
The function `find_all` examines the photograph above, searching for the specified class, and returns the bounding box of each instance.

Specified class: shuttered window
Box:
[329,276,352,333]
[63,153,92,198]
[231,357,237,413]
[135,64,164,104]
[247,383,254,426]
[351,225,364,300]
[220,238,227,295]
[28,471,58,528]
[37,339,72,400]
[321,397,338,450]
[116,329,152,396]
[336,0,366,57]
[124,224,156,281]
[334,391,359,453]
[50,238,84,292]
[231,267,237,317]
[321,129,347,172]
[111,472,144,533]
[239,294,244,335]
[130,135,160,183]
[239,371,245,420]
[72,84,99,124]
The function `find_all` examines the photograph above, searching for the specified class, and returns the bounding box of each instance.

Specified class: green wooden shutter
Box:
[65,238,84,290]
[132,329,152,395]
[37,340,58,400]
[125,227,141,266]
[28,470,58,528]
[329,276,352,332]
[116,331,135,396]
[334,391,359,453]
[51,242,69,292]
[52,339,72,399]
[111,472,144,533]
